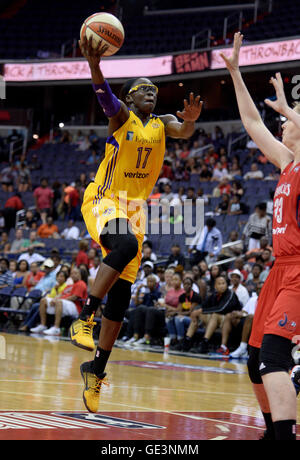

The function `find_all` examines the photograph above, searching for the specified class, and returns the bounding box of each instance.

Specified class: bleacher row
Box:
[0,0,293,59]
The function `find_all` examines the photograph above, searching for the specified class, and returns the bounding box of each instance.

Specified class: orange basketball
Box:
[80,12,125,57]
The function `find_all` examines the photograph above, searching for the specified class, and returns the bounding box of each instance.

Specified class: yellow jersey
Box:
[93,110,166,203]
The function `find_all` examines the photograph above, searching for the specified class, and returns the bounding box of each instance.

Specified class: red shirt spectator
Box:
[76,250,89,266]
[60,280,87,314]
[34,179,54,211]
[25,270,45,291]
[5,195,24,210]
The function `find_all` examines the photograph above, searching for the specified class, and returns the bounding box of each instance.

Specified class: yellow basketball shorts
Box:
[81,182,145,284]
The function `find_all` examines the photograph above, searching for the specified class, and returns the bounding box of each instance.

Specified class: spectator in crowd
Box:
[161,272,185,341]
[61,219,80,240]
[20,230,45,253]
[22,261,45,292]
[88,255,101,289]
[148,185,162,206]
[169,277,202,350]
[139,261,159,284]
[231,179,244,197]
[12,260,29,287]
[212,161,229,181]
[228,258,249,282]
[245,263,264,294]
[196,187,209,204]
[242,203,272,251]
[220,230,243,258]
[0,231,10,253]
[189,218,223,265]
[10,229,26,255]
[229,282,263,358]
[228,269,250,307]
[9,260,18,278]
[199,164,213,182]
[0,257,14,289]
[243,162,264,180]
[185,275,242,353]
[212,177,231,197]
[0,163,18,191]
[227,194,248,215]
[141,240,157,263]
[159,267,175,297]
[22,209,39,230]
[3,192,24,231]
[166,244,185,269]
[33,177,54,221]
[161,183,174,203]
[76,240,89,267]
[215,194,230,214]
[228,158,243,180]
[128,275,162,346]
[17,245,46,265]
[207,264,221,295]
[37,216,59,239]
[17,162,32,192]
[67,181,81,221]
[30,267,87,336]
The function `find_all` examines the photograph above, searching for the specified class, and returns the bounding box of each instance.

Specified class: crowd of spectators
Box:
[0,125,278,357]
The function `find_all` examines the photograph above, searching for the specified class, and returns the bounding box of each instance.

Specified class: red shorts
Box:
[249,255,300,349]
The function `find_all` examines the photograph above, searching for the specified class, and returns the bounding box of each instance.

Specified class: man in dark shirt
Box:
[131,275,162,346]
[167,243,186,269]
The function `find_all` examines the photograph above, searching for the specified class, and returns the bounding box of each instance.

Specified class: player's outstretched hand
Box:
[220,31,243,73]
[176,93,203,122]
[79,36,109,67]
[264,72,289,116]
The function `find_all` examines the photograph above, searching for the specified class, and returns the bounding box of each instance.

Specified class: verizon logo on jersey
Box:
[124,171,150,179]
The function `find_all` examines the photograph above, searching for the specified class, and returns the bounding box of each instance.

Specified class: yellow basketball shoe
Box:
[80,361,109,413]
[70,314,96,352]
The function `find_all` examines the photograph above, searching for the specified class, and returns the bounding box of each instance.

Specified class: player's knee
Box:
[259,334,294,377]
[247,345,263,384]
[102,278,132,322]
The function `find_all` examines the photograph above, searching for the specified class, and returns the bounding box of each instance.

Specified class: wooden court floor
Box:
[0,332,300,441]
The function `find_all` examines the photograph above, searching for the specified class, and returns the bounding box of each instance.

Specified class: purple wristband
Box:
[93,81,121,118]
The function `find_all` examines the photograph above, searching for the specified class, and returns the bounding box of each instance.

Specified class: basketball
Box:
[80,12,125,57]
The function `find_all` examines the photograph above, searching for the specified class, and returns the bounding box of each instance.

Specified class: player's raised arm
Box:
[221,32,293,171]
[162,92,203,139]
[79,36,129,132]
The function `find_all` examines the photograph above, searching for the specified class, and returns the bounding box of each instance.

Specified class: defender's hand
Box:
[220,31,243,73]
[176,93,203,122]
[264,72,289,116]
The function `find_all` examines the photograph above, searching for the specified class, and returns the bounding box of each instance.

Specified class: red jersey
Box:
[273,161,300,257]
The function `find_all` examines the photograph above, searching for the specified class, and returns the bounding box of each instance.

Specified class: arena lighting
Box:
[59,122,64,128]
[32,134,39,139]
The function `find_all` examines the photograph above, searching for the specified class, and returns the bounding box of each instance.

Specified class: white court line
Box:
[0,380,256,399]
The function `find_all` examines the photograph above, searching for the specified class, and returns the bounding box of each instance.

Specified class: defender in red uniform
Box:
[222,32,300,440]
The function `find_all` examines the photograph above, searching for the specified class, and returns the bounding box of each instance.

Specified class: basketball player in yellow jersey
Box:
[70,36,203,413]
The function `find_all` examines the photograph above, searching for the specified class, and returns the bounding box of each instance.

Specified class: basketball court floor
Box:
[0,332,299,441]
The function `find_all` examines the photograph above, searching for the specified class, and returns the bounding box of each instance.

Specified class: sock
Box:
[262,412,275,438]
[240,342,247,351]
[221,344,228,351]
[79,295,102,320]
[93,346,111,377]
[273,419,296,440]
